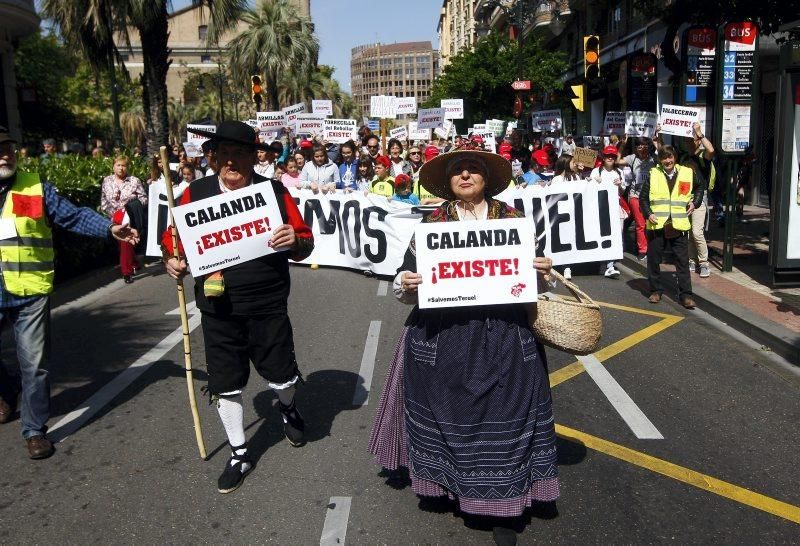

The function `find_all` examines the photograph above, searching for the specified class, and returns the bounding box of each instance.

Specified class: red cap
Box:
[424,146,440,161]
[394,173,411,188]
[375,155,391,169]
[602,145,618,157]
[531,149,550,167]
[299,140,313,149]
[498,142,512,153]
[500,152,512,161]
[542,143,555,152]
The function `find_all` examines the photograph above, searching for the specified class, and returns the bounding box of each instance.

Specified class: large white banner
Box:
[147,183,622,272]
[172,184,284,276]
[146,181,170,257]
[415,218,538,309]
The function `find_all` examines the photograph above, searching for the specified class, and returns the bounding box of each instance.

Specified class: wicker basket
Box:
[527,269,602,356]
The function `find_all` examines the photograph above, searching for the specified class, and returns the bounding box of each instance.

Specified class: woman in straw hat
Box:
[369,142,558,543]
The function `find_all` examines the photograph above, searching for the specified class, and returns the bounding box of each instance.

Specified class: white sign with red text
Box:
[257,111,284,132]
[415,218,538,309]
[172,183,285,276]
[295,114,326,135]
[389,125,408,141]
[282,103,306,127]
[312,100,333,116]
[531,109,563,132]
[408,121,431,141]
[393,97,417,115]
[322,118,358,144]
[659,104,701,138]
[187,124,216,144]
[441,99,464,120]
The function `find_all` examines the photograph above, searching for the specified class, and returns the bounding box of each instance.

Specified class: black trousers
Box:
[646,229,693,299]
[201,312,299,395]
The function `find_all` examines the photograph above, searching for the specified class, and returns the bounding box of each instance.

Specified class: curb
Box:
[621,252,800,366]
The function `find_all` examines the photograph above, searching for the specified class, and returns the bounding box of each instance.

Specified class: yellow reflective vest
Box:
[0,172,55,296]
[370,177,394,198]
[413,180,438,202]
[646,165,693,231]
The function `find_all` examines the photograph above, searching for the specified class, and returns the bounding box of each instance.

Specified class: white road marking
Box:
[578,354,664,440]
[49,303,202,443]
[376,280,389,296]
[352,321,381,406]
[51,278,126,318]
[319,496,352,546]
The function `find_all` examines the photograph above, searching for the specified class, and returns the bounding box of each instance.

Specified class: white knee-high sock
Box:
[275,385,296,407]
[217,394,246,452]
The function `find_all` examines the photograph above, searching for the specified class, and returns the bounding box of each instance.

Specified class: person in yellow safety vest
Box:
[639,145,703,310]
[682,121,716,279]
[0,128,139,460]
[370,155,395,198]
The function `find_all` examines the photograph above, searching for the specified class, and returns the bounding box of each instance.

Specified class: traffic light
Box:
[251,75,263,109]
[583,35,600,80]
[570,84,585,111]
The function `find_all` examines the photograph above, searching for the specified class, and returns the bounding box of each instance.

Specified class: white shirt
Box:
[254,162,275,178]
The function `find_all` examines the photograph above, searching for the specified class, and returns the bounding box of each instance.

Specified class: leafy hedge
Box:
[17,154,151,281]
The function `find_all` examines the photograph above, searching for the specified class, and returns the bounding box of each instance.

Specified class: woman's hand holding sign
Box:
[401,272,423,293]
[269,224,296,251]
[533,256,553,283]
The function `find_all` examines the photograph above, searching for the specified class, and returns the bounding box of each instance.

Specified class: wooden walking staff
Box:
[159,145,207,460]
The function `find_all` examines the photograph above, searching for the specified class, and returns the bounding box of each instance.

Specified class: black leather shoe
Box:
[123,275,133,284]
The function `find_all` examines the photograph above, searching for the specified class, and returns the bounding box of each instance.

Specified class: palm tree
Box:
[227,0,319,111]
[43,0,247,154]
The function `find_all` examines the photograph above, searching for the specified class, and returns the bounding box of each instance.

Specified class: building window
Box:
[201,55,213,63]
[198,25,208,40]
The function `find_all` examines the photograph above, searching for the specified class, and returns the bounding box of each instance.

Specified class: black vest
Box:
[189,174,292,317]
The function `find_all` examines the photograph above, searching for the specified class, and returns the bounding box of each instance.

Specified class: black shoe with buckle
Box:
[217,444,253,494]
[279,400,306,447]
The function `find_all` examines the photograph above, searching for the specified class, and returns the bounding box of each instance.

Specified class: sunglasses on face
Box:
[409,151,421,155]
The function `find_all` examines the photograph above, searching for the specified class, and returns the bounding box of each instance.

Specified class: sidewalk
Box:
[623,205,800,365]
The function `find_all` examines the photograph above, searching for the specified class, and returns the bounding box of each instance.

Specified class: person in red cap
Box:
[521,149,553,187]
[370,155,394,198]
[589,145,627,279]
[391,173,420,205]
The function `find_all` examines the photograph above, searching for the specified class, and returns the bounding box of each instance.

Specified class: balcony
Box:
[0,0,40,40]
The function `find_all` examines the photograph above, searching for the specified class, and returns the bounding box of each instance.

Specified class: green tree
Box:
[227,0,319,111]
[424,33,567,130]
[43,0,247,153]
[633,0,800,78]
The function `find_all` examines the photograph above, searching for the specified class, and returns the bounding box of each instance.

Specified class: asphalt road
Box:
[1,262,799,543]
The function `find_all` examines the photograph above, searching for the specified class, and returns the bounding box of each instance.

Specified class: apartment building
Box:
[438,0,478,68]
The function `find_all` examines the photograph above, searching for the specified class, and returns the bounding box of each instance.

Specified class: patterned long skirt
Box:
[369,305,559,517]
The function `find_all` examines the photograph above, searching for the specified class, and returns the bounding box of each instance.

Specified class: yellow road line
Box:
[556,424,800,525]
[549,315,683,388]
[593,300,682,319]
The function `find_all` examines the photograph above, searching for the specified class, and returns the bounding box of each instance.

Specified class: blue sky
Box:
[172,0,442,92]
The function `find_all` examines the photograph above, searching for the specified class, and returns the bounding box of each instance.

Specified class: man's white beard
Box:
[0,166,16,180]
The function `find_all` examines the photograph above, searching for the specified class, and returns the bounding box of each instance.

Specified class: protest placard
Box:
[408,121,431,141]
[389,125,408,141]
[441,99,464,119]
[312,100,333,116]
[417,108,445,129]
[625,111,658,137]
[506,120,517,136]
[182,142,203,158]
[322,118,357,144]
[256,111,284,132]
[282,102,306,127]
[415,218,538,309]
[659,104,701,138]
[531,109,563,132]
[245,119,258,129]
[476,131,497,153]
[295,114,326,135]
[434,119,455,139]
[486,119,505,137]
[393,97,417,115]
[172,183,285,276]
[603,111,626,135]
[370,95,396,119]
[472,123,487,132]
[572,146,598,167]
[187,124,216,144]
